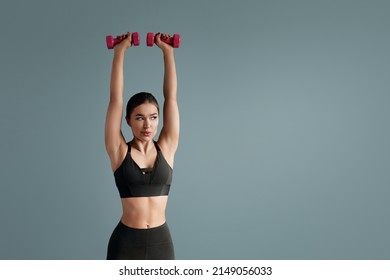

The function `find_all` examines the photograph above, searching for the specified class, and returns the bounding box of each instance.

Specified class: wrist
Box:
[113,48,127,61]
[162,48,174,57]
[114,47,127,55]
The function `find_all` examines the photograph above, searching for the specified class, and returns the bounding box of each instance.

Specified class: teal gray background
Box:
[1,0,389,259]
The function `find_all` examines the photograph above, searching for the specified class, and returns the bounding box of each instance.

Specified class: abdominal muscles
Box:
[120,196,168,229]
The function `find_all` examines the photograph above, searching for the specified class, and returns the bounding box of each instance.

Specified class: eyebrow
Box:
[135,113,158,117]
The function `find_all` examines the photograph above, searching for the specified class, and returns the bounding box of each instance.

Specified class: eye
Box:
[136,116,144,121]
[151,116,158,120]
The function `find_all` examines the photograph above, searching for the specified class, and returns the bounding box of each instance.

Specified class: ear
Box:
[126,117,131,127]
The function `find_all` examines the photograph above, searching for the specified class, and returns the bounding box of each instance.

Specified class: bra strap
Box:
[153,140,161,151]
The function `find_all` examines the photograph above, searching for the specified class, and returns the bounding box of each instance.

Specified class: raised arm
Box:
[156,33,180,155]
[105,33,131,170]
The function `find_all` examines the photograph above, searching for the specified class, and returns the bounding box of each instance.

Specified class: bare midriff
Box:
[120,196,168,229]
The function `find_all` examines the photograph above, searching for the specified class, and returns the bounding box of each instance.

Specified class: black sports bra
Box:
[113,141,173,198]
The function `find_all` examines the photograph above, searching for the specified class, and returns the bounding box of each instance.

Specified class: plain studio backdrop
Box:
[1,0,389,259]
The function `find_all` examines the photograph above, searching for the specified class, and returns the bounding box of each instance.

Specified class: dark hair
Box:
[125,92,159,119]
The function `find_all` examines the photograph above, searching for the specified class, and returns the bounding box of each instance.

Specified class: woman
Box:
[105,32,179,260]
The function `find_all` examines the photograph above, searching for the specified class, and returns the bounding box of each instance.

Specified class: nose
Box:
[143,118,150,128]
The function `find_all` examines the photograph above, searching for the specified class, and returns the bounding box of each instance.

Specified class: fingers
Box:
[116,32,129,40]
[155,32,172,51]
[126,32,132,45]
[114,32,132,49]
[116,32,171,41]
[156,32,171,41]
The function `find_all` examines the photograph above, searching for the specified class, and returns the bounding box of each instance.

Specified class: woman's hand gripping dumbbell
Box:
[146,32,180,48]
[106,32,140,49]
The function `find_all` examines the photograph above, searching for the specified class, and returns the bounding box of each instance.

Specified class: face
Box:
[127,102,159,141]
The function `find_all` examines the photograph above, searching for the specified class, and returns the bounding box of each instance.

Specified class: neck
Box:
[131,138,155,154]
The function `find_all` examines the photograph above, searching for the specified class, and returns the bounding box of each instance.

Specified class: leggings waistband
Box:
[119,220,167,231]
[114,220,172,246]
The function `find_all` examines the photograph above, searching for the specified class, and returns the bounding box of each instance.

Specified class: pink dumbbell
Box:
[146,32,181,48]
[106,32,140,49]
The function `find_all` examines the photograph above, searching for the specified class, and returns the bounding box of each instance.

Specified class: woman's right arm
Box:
[105,33,131,170]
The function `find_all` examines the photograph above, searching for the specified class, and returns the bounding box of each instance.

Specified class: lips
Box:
[142,131,152,136]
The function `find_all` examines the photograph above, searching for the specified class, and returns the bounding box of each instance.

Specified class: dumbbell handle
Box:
[111,37,124,46]
[160,37,174,44]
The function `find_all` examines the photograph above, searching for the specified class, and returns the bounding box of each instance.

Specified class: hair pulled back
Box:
[125,92,159,119]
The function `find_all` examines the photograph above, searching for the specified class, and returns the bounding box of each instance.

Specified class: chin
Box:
[139,135,155,141]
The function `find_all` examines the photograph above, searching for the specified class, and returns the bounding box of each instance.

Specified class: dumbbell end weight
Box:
[106,35,115,49]
[146,32,155,47]
[132,32,140,46]
[172,34,180,48]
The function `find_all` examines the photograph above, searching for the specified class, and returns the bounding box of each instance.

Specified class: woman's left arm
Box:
[156,34,180,155]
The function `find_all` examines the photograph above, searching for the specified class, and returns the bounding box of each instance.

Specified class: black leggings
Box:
[107,221,175,260]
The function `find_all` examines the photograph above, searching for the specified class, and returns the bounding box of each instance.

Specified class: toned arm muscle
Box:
[104,33,132,170]
[156,34,180,156]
